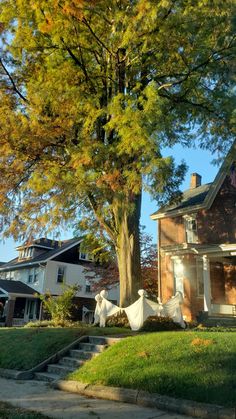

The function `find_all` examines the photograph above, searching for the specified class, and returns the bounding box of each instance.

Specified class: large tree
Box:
[0,0,235,305]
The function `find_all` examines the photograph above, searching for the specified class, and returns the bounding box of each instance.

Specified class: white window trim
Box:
[183,214,198,244]
[56,265,66,283]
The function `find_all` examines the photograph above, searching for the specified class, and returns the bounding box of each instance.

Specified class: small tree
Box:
[39,284,80,324]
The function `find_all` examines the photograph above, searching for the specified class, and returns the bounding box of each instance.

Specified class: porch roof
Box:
[161,243,236,257]
[0,280,37,297]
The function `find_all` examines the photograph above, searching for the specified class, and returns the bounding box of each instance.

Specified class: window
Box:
[57,266,65,283]
[79,251,93,261]
[184,215,198,243]
[79,252,87,260]
[28,273,34,283]
[85,284,91,293]
[196,259,204,296]
[78,244,94,261]
[28,268,39,283]
[19,247,33,260]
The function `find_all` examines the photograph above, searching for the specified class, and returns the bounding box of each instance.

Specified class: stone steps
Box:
[34,335,120,383]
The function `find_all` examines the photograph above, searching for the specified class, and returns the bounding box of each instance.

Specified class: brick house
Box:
[0,237,118,327]
[151,144,236,321]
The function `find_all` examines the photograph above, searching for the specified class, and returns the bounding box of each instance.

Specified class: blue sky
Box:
[0,144,221,262]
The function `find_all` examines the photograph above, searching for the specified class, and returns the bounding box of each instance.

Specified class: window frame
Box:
[184,215,198,244]
[56,266,66,283]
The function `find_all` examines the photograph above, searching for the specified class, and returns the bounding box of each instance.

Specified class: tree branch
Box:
[0,59,29,103]
[87,193,116,242]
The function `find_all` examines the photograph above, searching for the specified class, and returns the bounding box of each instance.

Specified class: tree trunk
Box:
[115,193,142,307]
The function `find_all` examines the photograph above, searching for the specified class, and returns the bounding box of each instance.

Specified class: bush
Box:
[106,311,130,328]
[140,316,182,332]
[38,284,80,325]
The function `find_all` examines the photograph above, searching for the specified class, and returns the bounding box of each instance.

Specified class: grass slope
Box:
[0,326,128,370]
[69,331,236,407]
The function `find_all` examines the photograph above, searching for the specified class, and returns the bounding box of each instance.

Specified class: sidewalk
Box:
[0,377,194,419]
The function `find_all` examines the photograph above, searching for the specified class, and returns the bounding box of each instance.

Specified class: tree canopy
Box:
[0,0,235,304]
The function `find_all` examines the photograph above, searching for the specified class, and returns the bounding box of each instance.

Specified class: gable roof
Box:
[0,238,82,271]
[151,141,236,220]
[0,280,37,296]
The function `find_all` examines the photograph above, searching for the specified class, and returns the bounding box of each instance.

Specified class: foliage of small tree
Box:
[39,284,80,324]
[0,0,235,305]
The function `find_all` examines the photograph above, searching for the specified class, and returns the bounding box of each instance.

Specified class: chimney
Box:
[190,173,202,189]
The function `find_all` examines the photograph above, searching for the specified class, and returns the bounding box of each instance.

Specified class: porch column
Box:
[203,255,211,314]
[5,296,16,327]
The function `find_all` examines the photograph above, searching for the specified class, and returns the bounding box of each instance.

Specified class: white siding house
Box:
[0,238,119,326]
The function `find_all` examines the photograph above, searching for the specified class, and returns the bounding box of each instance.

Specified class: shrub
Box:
[140,316,182,332]
[38,284,81,325]
[106,311,130,328]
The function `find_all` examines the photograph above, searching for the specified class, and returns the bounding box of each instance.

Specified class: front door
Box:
[24,299,37,323]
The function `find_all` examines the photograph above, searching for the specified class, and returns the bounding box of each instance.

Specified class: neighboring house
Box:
[151,143,236,321]
[0,237,118,326]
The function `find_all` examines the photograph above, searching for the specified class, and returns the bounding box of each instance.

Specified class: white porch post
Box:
[203,255,211,313]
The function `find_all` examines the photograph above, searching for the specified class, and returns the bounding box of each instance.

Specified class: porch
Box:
[200,250,236,318]
[0,280,40,327]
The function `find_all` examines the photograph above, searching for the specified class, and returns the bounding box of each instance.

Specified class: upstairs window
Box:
[28,268,39,284]
[79,245,94,261]
[184,215,198,243]
[85,284,91,293]
[57,266,66,283]
[19,247,33,260]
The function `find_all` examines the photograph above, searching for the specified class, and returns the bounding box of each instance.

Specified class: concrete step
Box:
[88,336,121,345]
[69,349,99,360]
[59,357,85,368]
[79,342,106,352]
[34,372,59,382]
[47,364,75,377]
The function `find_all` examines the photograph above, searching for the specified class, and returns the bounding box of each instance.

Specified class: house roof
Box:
[151,141,236,220]
[16,237,61,250]
[0,238,82,271]
[0,279,37,296]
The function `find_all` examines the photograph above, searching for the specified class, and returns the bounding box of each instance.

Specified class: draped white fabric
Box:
[160,291,185,329]
[94,291,120,327]
[93,289,185,330]
[124,289,161,331]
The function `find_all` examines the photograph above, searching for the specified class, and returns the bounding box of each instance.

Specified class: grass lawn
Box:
[68,331,236,408]
[0,326,129,370]
[0,401,50,419]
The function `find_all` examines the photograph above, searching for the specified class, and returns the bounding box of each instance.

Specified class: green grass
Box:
[68,331,236,408]
[0,402,50,419]
[0,326,129,370]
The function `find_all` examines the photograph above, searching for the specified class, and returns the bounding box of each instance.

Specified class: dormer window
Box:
[184,215,198,243]
[19,247,33,260]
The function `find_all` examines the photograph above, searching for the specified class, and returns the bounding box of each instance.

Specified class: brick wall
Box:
[197,177,236,244]
[160,217,185,246]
